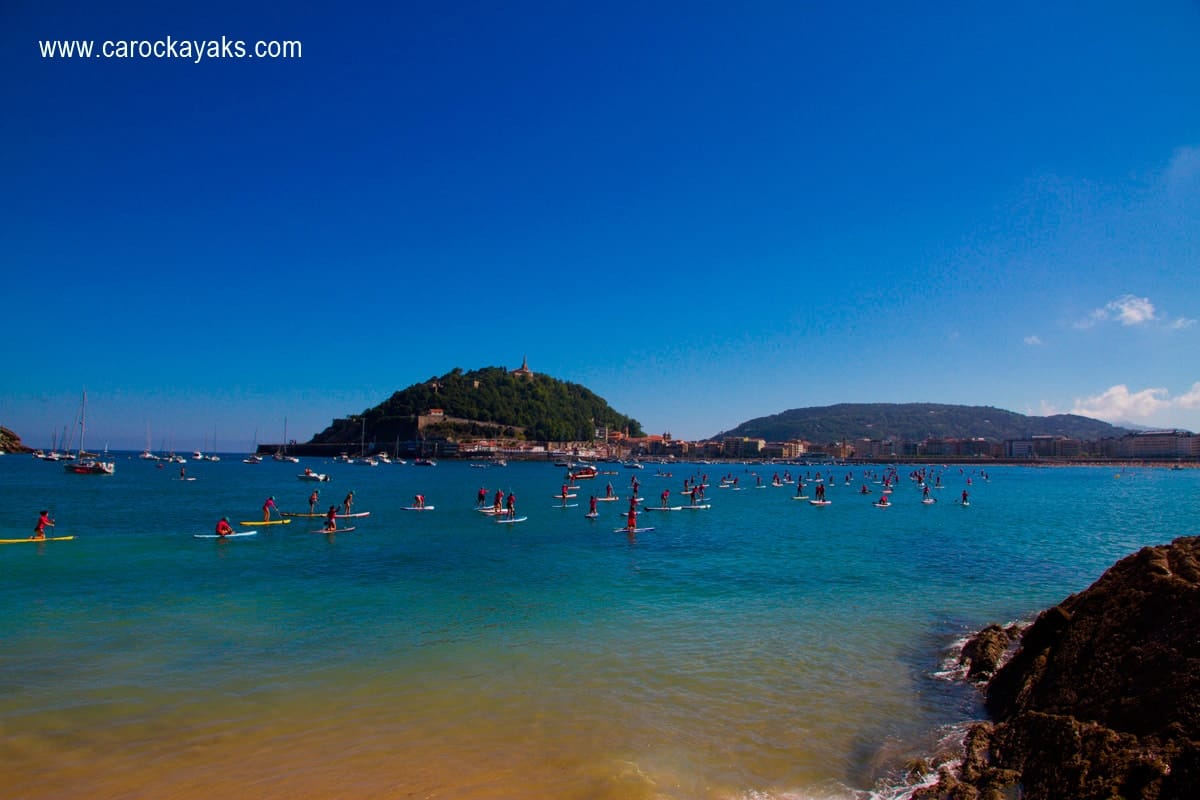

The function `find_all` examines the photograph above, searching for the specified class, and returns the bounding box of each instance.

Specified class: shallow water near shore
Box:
[1,456,1195,798]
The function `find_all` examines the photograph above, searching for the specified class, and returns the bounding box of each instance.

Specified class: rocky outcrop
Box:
[0,425,31,454]
[915,535,1200,800]
[958,623,1023,683]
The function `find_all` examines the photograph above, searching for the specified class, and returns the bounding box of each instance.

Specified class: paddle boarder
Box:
[414,494,425,510]
[961,489,969,505]
[262,495,279,522]
[215,517,234,537]
[342,491,354,515]
[32,509,55,540]
[477,486,487,507]
[309,489,320,514]
[589,495,598,515]
[625,508,638,531]
[324,505,338,531]
[660,489,671,508]
[505,492,516,519]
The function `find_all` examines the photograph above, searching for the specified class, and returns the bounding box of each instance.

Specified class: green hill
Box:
[310,366,643,445]
[714,403,1131,443]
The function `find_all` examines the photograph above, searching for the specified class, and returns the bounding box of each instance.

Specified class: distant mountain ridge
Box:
[714,403,1133,443]
[310,365,643,445]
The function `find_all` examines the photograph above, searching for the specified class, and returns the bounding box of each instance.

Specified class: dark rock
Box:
[0,425,31,454]
[959,623,1022,682]
[922,535,1200,799]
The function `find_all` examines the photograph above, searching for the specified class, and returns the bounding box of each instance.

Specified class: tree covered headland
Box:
[310,366,644,445]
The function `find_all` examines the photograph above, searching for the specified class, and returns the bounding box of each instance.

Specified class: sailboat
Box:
[353,418,378,465]
[139,422,158,459]
[64,390,115,475]
[273,418,299,463]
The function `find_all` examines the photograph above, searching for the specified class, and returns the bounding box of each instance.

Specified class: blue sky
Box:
[3,1,1199,450]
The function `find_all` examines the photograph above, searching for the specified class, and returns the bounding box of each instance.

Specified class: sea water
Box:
[0,456,1195,799]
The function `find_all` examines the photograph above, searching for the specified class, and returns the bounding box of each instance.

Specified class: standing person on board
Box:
[262,495,278,522]
[179,465,187,480]
[414,494,425,510]
[625,508,638,531]
[32,509,55,540]
[561,484,570,503]
[493,489,504,513]
[505,492,516,520]
[660,488,671,508]
[589,495,598,515]
[308,489,320,514]
[342,491,354,515]
[215,517,234,538]
[605,482,614,498]
[961,489,969,505]
[324,505,338,531]
[477,486,487,508]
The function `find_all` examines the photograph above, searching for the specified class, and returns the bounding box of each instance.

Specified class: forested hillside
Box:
[715,403,1131,442]
[310,366,643,444]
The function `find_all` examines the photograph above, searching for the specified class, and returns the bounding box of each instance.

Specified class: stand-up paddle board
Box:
[922,498,936,505]
[596,496,619,502]
[552,503,579,508]
[809,500,832,506]
[402,506,435,511]
[312,526,356,533]
[1,536,76,544]
[614,527,655,533]
[552,494,578,499]
[585,511,599,519]
[791,495,810,501]
[872,502,890,508]
[642,506,683,512]
[239,519,292,526]
[680,504,711,510]
[282,511,372,518]
[193,531,257,539]
[496,516,527,524]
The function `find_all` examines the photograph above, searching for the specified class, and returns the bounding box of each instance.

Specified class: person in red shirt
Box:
[324,505,338,531]
[262,496,278,522]
[215,517,234,537]
[33,510,55,540]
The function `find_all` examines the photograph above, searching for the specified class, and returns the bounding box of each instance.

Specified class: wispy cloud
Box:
[1023,335,1043,346]
[1178,382,1200,410]
[1165,145,1200,188]
[1074,294,1161,329]
[1071,384,1170,421]
[1172,317,1197,330]
[1040,382,1200,425]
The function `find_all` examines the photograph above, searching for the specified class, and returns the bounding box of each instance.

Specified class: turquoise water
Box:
[1,456,1195,799]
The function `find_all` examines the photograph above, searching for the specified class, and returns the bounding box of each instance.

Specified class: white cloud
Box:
[1107,295,1157,326]
[1177,382,1200,410]
[1076,294,1158,329]
[1172,317,1197,330]
[1071,384,1170,421]
[1023,335,1043,346]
